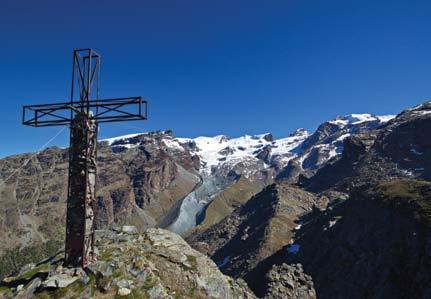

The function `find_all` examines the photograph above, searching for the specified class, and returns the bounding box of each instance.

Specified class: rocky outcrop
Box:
[257,180,431,299]
[0,227,255,298]
[187,182,328,282]
[301,102,431,192]
[277,114,390,183]
[264,263,315,299]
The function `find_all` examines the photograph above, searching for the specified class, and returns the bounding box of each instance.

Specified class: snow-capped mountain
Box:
[176,130,308,177]
[102,113,394,234]
[288,113,395,180]
[103,114,393,181]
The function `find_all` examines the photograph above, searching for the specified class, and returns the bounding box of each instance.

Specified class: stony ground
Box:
[0,227,255,299]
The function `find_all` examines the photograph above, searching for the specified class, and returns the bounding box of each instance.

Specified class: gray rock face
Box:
[0,228,256,298]
[41,273,79,288]
[266,180,431,299]
[0,131,200,254]
[187,183,328,281]
[277,113,391,183]
[301,101,431,192]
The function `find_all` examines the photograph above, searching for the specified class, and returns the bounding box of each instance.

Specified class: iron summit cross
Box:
[22,49,148,267]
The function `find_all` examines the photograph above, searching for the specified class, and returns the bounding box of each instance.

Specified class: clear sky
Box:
[1,0,431,157]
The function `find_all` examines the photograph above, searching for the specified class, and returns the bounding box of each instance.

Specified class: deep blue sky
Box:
[1,0,431,157]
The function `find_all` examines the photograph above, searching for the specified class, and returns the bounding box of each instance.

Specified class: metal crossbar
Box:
[23,96,147,126]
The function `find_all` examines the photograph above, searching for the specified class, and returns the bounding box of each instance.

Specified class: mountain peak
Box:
[290,128,308,137]
[328,113,395,127]
[407,101,431,114]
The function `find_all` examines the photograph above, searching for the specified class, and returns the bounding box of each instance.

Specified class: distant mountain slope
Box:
[277,113,394,182]
[157,114,393,234]
[0,110,396,254]
[184,102,431,298]
[0,131,200,254]
[248,180,431,299]
[187,182,328,279]
[301,101,431,192]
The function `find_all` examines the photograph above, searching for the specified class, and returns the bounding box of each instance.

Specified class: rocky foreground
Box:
[0,228,255,299]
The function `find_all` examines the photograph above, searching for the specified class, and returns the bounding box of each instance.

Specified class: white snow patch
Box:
[163,139,184,151]
[329,114,395,127]
[347,114,377,124]
[327,147,339,160]
[112,143,138,149]
[401,169,414,176]
[333,133,351,143]
[378,115,396,123]
[182,132,308,176]
[329,119,349,126]
[294,221,303,230]
[416,110,431,115]
[102,133,143,145]
[329,219,339,228]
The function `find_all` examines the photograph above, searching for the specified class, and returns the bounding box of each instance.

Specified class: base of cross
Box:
[64,112,98,267]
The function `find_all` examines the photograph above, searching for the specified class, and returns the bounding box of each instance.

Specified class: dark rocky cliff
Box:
[187,183,328,280]
[249,180,431,299]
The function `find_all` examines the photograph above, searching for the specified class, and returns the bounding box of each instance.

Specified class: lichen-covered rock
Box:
[264,263,316,299]
[0,227,255,299]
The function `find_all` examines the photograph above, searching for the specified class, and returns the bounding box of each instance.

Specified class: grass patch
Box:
[99,249,113,261]
[20,263,50,280]
[113,268,124,278]
[142,277,157,290]
[361,180,431,227]
[0,285,12,296]
[0,238,62,280]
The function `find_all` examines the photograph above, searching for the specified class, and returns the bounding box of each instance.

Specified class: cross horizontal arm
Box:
[22,97,148,127]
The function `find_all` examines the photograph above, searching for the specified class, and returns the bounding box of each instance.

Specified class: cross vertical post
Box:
[64,49,100,267]
[22,49,148,268]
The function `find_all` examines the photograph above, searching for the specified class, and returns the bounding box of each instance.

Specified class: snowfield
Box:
[101,113,395,235]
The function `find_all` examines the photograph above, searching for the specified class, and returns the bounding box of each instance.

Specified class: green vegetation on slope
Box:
[0,239,62,280]
[362,180,431,228]
[195,176,264,233]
